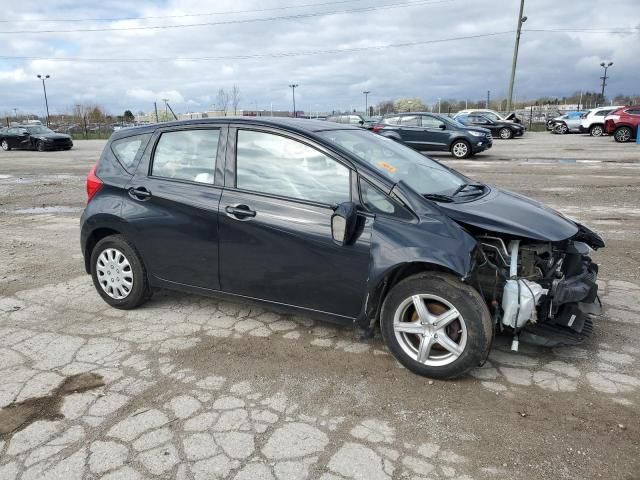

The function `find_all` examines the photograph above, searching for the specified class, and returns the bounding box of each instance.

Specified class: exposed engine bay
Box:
[470,227,603,350]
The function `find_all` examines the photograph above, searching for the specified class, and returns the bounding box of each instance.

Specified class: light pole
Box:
[161,98,169,121]
[599,61,613,106]
[363,91,370,115]
[13,108,17,122]
[288,84,299,117]
[506,0,527,113]
[37,74,51,126]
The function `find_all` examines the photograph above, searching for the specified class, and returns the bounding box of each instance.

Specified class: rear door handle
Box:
[128,186,152,201]
[225,204,256,220]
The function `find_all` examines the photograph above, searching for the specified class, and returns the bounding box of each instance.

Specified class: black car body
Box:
[80,118,603,379]
[373,112,492,159]
[0,125,73,151]
[455,113,525,139]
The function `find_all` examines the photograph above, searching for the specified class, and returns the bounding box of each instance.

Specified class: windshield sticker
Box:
[378,161,396,173]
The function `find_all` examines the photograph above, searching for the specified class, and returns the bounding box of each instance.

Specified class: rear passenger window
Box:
[400,116,421,126]
[626,108,640,115]
[111,134,150,172]
[383,116,400,125]
[151,129,219,184]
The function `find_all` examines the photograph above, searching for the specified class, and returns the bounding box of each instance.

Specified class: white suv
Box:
[580,106,625,136]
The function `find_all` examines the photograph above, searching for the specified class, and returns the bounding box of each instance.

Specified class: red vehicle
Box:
[604,106,640,142]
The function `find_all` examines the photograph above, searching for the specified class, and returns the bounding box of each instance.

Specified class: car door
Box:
[123,125,226,289]
[218,126,372,319]
[395,115,424,147]
[418,114,450,150]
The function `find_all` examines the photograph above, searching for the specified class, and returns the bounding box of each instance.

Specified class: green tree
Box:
[123,110,135,123]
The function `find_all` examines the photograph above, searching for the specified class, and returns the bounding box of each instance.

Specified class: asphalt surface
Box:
[0,132,639,480]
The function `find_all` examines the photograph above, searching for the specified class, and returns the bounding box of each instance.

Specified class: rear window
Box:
[111,134,151,172]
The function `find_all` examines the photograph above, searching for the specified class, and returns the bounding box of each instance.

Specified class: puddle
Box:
[11,206,82,214]
[0,373,104,440]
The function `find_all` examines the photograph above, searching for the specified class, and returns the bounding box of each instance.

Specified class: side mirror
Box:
[438,123,446,130]
[358,120,364,125]
[331,202,358,246]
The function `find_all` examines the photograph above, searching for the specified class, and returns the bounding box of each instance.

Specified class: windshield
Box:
[24,126,53,134]
[318,129,468,195]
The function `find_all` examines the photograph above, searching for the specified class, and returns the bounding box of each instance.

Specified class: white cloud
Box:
[0,0,638,115]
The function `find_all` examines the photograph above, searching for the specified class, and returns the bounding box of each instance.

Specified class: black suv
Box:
[454,113,525,139]
[373,112,492,158]
[81,118,604,379]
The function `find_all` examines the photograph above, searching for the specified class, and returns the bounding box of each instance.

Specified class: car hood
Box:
[464,126,492,134]
[436,187,578,242]
[35,132,72,140]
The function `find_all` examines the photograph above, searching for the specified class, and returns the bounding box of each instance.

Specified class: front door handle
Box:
[128,186,152,201]
[225,204,256,220]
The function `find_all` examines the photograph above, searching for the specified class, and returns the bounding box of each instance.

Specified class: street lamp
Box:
[599,61,613,106]
[288,84,299,118]
[363,91,370,115]
[36,74,51,126]
[506,0,527,113]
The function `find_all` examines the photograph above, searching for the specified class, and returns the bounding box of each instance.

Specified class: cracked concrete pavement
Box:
[0,133,639,479]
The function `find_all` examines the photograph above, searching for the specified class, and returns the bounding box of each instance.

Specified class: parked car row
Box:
[549,105,639,142]
[324,108,524,159]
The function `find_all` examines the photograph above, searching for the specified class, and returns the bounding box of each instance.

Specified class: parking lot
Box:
[0,132,639,479]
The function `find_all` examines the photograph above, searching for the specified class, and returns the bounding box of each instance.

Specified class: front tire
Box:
[589,124,604,137]
[499,127,513,139]
[36,141,45,152]
[380,273,492,379]
[1,139,10,151]
[555,123,568,134]
[450,140,471,159]
[90,235,150,309]
[614,126,632,143]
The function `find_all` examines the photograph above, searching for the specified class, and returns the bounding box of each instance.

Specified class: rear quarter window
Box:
[110,133,151,173]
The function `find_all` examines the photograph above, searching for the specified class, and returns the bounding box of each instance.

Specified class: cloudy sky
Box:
[0,0,638,117]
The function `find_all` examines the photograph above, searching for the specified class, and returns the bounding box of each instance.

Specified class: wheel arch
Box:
[358,260,465,331]
[84,227,123,273]
[448,136,470,148]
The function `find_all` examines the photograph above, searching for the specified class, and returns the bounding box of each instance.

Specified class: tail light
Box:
[580,113,588,118]
[86,163,103,203]
[372,124,384,133]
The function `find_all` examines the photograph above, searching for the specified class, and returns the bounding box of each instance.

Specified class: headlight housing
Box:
[469,131,484,137]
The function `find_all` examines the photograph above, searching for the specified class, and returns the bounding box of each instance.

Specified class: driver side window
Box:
[236,130,351,205]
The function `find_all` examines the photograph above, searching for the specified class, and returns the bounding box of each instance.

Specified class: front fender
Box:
[357,212,477,329]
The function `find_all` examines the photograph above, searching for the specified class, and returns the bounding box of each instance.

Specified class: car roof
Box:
[109,117,359,141]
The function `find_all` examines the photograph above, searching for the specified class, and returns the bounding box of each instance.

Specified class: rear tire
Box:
[381,273,492,379]
[498,127,513,139]
[589,124,604,137]
[556,123,568,134]
[450,140,471,159]
[90,235,150,309]
[614,126,632,143]
[1,139,10,151]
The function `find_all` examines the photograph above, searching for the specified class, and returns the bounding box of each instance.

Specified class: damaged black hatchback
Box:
[80,118,604,379]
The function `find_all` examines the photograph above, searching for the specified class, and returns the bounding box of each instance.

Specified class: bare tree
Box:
[231,84,241,115]
[215,88,230,116]
[377,100,395,115]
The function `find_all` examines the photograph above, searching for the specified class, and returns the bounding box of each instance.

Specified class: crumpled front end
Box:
[470,225,604,349]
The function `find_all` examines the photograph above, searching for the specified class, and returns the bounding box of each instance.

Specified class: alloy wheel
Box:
[499,128,512,139]
[96,248,134,300]
[615,128,631,142]
[590,125,603,137]
[1,140,8,151]
[393,294,468,367]
[452,142,468,158]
